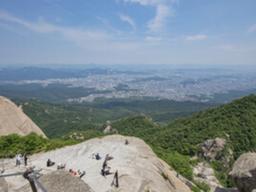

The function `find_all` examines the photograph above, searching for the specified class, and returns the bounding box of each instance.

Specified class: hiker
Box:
[78,170,86,178]
[57,163,66,170]
[102,159,107,170]
[105,154,113,161]
[24,154,28,166]
[111,170,119,188]
[46,159,55,167]
[95,153,101,160]
[104,167,113,175]
[16,154,22,166]
[101,167,112,176]
[69,169,78,176]
[101,160,108,176]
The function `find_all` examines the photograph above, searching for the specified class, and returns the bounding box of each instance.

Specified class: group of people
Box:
[15,153,28,166]
[69,169,86,178]
[100,154,119,188]
[14,140,129,189]
[46,158,86,179]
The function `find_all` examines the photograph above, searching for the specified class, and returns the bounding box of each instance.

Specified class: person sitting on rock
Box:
[69,169,77,176]
[46,159,55,167]
[78,170,86,178]
[105,154,113,161]
[57,163,66,170]
[95,153,101,160]
[104,167,113,175]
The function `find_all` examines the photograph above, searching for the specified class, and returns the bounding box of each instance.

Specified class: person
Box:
[95,153,101,160]
[78,170,86,178]
[125,139,129,145]
[46,159,55,167]
[102,160,107,170]
[16,154,22,166]
[105,154,113,161]
[24,154,28,166]
[57,163,66,170]
[104,167,113,175]
[111,170,119,188]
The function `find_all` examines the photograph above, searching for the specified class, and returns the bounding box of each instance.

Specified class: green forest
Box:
[1,94,256,190]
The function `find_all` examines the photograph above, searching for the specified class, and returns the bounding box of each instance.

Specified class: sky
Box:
[0,0,255,66]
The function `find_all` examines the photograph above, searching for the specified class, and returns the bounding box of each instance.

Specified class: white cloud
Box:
[120,0,177,32]
[248,24,256,33]
[147,4,170,32]
[185,34,208,41]
[145,35,162,41]
[122,0,163,6]
[119,14,136,30]
[0,10,109,45]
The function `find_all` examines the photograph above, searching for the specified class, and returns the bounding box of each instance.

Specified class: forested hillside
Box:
[111,94,256,187]
[18,99,211,137]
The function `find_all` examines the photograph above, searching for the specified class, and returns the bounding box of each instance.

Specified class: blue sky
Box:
[0,0,255,65]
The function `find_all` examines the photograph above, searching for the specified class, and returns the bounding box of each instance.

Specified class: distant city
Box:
[0,66,256,103]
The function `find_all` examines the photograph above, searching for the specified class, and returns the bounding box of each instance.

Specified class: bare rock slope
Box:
[3,135,191,192]
[230,152,256,192]
[0,96,46,137]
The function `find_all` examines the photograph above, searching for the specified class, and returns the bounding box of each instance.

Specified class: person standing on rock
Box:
[24,154,28,166]
[111,170,119,188]
[16,154,22,166]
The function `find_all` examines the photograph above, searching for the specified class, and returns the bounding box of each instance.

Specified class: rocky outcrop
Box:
[193,162,222,191]
[200,138,226,161]
[19,170,93,192]
[230,152,256,192]
[199,137,233,170]
[0,96,46,138]
[103,121,118,134]
[0,178,8,192]
[3,135,191,192]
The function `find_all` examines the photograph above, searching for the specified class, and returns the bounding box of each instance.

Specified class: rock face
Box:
[200,138,226,161]
[3,135,191,192]
[0,96,46,137]
[19,170,94,192]
[193,162,222,191]
[0,178,8,192]
[230,152,256,192]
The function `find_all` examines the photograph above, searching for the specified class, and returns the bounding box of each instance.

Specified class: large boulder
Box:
[200,138,226,161]
[3,135,192,192]
[199,137,233,169]
[193,162,222,191]
[230,152,256,192]
[19,170,93,192]
[0,96,46,138]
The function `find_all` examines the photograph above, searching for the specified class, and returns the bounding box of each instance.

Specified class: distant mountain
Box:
[0,67,111,81]
[0,96,46,137]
